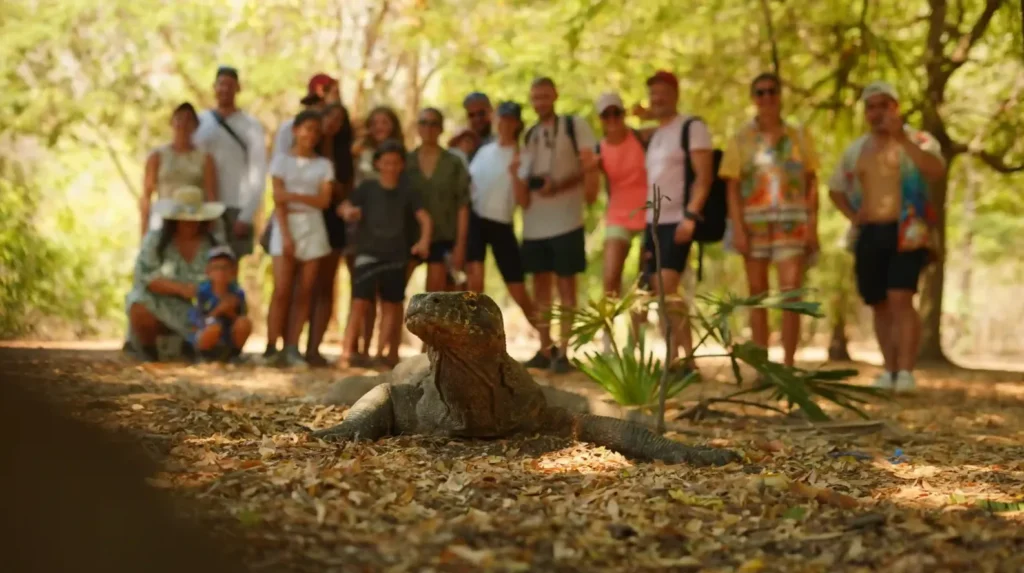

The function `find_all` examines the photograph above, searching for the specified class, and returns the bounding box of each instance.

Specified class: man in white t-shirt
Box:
[193,66,267,259]
[514,77,599,373]
[641,70,715,373]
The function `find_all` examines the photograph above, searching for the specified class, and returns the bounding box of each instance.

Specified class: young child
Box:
[266,109,335,367]
[339,139,432,368]
[189,246,252,361]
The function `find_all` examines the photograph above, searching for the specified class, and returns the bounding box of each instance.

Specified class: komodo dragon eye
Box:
[465,299,478,310]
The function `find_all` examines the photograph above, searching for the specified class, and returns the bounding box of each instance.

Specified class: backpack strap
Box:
[565,115,579,158]
[524,124,539,147]
[211,111,249,162]
[679,116,707,282]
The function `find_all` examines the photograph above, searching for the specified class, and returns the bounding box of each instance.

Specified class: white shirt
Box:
[469,142,517,224]
[645,114,712,224]
[517,115,597,240]
[193,109,267,223]
[272,118,294,162]
[268,153,335,214]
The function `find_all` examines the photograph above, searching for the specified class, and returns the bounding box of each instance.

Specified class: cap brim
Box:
[300,94,322,106]
[152,200,226,222]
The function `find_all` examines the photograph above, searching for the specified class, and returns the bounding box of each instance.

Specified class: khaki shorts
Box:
[605,224,643,243]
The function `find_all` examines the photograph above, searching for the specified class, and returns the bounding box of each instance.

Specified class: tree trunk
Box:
[916,169,950,364]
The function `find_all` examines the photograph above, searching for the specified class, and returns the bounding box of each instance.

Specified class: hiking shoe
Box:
[894,370,916,394]
[522,347,555,369]
[138,345,160,363]
[282,346,308,369]
[872,372,895,390]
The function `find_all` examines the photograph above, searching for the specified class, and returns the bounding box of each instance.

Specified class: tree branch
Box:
[758,0,781,75]
[949,0,1003,65]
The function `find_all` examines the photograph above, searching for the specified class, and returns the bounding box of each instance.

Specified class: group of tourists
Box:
[124,64,945,393]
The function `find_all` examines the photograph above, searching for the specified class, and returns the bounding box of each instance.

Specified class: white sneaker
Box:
[894,370,916,394]
[872,371,894,390]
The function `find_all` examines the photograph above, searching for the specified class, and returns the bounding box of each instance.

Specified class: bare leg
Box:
[285,260,321,353]
[653,269,690,364]
[531,272,555,357]
[743,257,771,351]
[128,303,161,348]
[602,237,631,351]
[341,299,370,364]
[425,262,447,293]
[466,262,485,293]
[195,323,224,351]
[871,301,897,373]
[267,256,296,352]
[379,302,404,367]
[307,252,342,365]
[555,275,577,356]
[776,255,806,367]
[231,317,253,351]
[888,290,918,372]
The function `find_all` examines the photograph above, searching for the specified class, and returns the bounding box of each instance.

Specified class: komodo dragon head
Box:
[405,291,506,352]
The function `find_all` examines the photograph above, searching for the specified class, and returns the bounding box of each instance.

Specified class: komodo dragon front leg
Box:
[542,408,742,467]
[311,384,396,442]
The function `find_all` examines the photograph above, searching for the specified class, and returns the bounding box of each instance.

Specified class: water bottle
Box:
[444,252,467,287]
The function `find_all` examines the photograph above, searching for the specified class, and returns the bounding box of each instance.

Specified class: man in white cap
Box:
[828,81,946,393]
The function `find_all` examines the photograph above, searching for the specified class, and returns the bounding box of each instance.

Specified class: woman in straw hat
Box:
[125,185,225,362]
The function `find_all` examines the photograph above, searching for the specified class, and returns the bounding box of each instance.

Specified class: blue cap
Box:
[496,101,522,119]
[207,245,237,262]
[463,92,491,107]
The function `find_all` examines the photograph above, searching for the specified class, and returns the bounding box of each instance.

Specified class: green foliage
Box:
[555,284,884,421]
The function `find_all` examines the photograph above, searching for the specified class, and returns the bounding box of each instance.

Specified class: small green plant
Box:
[552,284,888,427]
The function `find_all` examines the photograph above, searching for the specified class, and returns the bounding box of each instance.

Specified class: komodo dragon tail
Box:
[542,408,742,467]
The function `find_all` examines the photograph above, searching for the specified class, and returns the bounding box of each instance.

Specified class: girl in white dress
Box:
[266,110,335,367]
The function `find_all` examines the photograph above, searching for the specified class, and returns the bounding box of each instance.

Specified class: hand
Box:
[411,240,430,259]
[232,220,251,238]
[283,236,296,258]
[732,226,750,255]
[538,177,555,197]
[342,204,362,223]
[631,103,649,118]
[851,209,868,225]
[674,219,695,244]
[212,294,238,317]
[273,185,288,204]
[450,246,466,271]
[579,147,599,172]
[509,150,521,176]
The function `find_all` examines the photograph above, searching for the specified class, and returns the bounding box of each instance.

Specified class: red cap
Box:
[300,73,337,105]
[646,70,679,89]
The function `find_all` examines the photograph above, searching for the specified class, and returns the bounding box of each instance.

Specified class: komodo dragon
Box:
[310,291,741,466]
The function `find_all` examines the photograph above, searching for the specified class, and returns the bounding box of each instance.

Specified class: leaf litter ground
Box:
[3,346,1023,573]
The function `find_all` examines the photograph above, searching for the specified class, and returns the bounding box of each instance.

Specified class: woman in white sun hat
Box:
[125,185,225,362]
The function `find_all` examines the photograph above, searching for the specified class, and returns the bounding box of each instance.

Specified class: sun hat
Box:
[152,185,226,222]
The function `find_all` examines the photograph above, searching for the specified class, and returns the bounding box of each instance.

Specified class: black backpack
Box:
[681,116,728,281]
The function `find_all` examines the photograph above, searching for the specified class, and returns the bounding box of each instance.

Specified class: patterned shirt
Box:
[828,126,943,251]
[189,279,247,330]
[719,120,820,250]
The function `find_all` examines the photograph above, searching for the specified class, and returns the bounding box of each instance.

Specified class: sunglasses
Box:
[753,87,779,97]
[600,108,625,119]
[418,119,442,128]
[467,110,488,119]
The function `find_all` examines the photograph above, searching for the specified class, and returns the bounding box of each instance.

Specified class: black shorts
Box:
[642,223,692,274]
[467,212,525,284]
[351,260,407,303]
[854,222,927,306]
[413,240,454,265]
[520,227,586,278]
[322,201,346,250]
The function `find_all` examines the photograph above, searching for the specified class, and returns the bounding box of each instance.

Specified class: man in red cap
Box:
[640,69,715,376]
[273,73,340,160]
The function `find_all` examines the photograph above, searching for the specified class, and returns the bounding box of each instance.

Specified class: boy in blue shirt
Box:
[189,246,252,362]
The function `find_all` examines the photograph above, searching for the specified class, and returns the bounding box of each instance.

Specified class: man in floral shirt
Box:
[828,81,946,393]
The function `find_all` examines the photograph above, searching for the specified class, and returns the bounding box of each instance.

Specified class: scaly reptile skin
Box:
[310,292,740,466]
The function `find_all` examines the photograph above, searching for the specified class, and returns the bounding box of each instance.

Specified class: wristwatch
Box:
[683,209,704,222]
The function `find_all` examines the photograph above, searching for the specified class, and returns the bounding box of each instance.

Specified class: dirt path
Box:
[2,345,1023,572]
